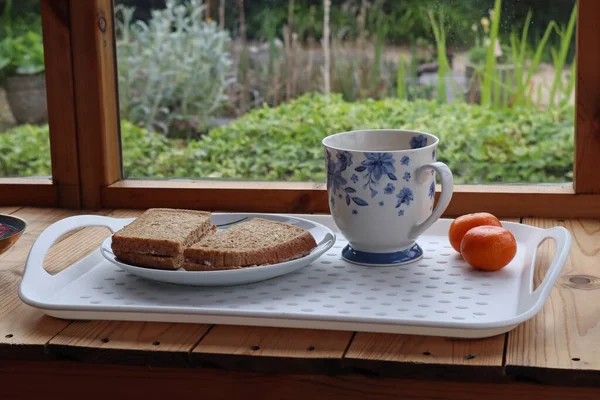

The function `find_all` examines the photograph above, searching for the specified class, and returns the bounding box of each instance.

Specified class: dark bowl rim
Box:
[0,214,27,240]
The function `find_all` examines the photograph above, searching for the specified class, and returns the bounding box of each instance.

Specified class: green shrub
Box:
[115,0,234,136]
[152,94,572,184]
[1,94,574,184]
[0,123,50,176]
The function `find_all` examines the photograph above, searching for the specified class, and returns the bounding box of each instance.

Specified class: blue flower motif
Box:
[384,183,395,194]
[326,150,347,195]
[330,196,335,207]
[410,135,428,149]
[350,174,359,184]
[337,151,353,171]
[379,201,384,206]
[398,209,405,216]
[432,148,436,159]
[403,172,411,182]
[429,180,435,199]
[400,155,410,166]
[395,187,414,207]
[338,194,342,198]
[358,152,396,181]
[352,209,358,215]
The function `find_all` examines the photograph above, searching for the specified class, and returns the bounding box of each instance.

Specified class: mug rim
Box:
[322,129,439,152]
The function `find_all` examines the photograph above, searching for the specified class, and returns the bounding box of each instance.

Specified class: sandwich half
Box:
[183,218,318,271]
[111,208,214,270]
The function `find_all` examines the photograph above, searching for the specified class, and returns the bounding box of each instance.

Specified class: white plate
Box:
[100,213,336,286]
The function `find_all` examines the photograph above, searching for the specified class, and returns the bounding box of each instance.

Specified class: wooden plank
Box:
[49,321,209,366]
[70,0,121,209]
[103,181,600,218]
[0,208,109,359]
[575,0,600,193]
[41,0,81,208]
[2,360,600,399]
[0,207,21,215]
[344,334,506,381]
[506,218,600,385]
[192,326,354,374]
[0,179,57,207]
[103,180,328,213]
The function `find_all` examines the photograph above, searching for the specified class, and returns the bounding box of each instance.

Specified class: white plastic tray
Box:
[18,214,571,338]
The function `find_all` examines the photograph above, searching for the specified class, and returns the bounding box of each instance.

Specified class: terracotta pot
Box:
[5,72,48,124]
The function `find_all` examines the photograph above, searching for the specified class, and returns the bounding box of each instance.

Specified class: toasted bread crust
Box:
[182,250,311,271]
[184,218,317,268]
[111,208,213,257]
[115,252,183,270]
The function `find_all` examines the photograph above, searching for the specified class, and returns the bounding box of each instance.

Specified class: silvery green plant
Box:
[115,0,234,135]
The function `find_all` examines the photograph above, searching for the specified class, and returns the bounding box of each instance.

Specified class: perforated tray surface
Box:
[19,215,571,339]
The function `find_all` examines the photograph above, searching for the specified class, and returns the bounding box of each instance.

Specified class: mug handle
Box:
[408,162,454,240]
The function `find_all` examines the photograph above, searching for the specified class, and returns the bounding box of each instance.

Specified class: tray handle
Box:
[528,226,571,303]
[22,215,132,282]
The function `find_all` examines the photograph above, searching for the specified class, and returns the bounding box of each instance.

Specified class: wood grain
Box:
[103,181,600,218]
[0,208,113,359]
[2,360,600,399]
[49,321,209,366]
[506,218,600,385]
[70,0,121,209]
[41,0,81,208]
[0,207,21,215]
[344,334,506,381]
[0,208,83,357]
[575,0,600,193]
[192,325,354,374]
[0,179,57,207]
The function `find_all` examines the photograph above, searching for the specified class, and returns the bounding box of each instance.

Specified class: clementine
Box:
[460,226,517,271]
[448,212,502,253]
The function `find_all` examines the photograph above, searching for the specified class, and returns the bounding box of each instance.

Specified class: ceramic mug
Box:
[322,129,453,266]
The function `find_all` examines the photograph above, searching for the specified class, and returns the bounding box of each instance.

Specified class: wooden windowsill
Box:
[101,180,600,218]
[0,207,599,397]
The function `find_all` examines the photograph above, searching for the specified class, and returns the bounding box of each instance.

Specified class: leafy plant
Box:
[0,0,44,82]
[508,11,555,108]
[426,9,451,103]
[115,0,234,136]
[548,4,577,108]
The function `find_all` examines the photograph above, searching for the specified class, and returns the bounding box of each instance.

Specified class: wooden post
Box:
[574,0,600,193]
[322,0,331,95]
[69,0,121,209]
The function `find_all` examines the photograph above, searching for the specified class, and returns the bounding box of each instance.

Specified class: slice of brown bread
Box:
[183,218,317,270]
[115,252,183,270]
[111,208,213,258]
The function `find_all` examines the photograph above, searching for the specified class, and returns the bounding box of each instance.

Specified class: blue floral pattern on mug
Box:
[354,152,397,198]
[384,183,395,194]
[410,135,428,149]
[395,187,414,207]
[326,147,434,219]
[326,149,369,207]
[336,151,353,171]
[432,148,436,159]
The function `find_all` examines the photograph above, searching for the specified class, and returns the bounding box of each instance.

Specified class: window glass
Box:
[0,0,50,178]
[115,0,576,184]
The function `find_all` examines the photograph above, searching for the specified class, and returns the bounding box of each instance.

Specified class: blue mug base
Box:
[341,243,423,267]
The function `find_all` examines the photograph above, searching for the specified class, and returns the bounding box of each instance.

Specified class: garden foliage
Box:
[1,94,573,184]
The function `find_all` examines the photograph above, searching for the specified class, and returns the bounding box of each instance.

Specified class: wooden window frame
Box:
[2,0,600,218]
